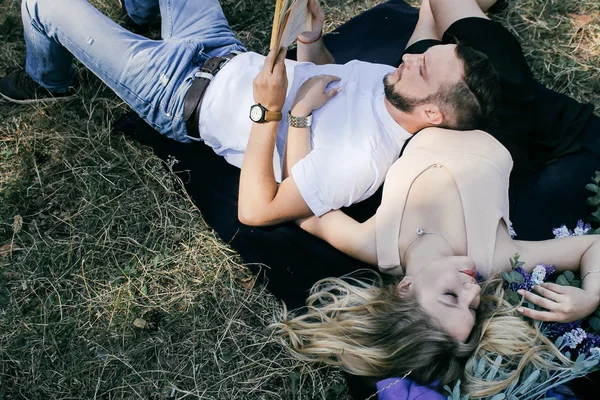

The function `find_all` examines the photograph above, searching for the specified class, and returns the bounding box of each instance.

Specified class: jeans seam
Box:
[53,29,156,113]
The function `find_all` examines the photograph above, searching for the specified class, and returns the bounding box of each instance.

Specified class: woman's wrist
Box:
[297,30,323,45]
[291,106,312,117]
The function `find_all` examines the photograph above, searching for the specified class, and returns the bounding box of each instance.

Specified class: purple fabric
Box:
[376,378,445,400]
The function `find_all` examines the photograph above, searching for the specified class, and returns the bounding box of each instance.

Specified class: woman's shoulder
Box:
[406,128,513,170]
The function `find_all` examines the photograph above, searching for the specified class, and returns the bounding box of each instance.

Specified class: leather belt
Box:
[183,53,237,139]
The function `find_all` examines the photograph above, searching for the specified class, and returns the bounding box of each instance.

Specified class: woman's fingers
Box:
[518,288,559,310]
[540,282,569,294]
[532,284,563,301]
[320,74,341,83]
[326,87,342,98]
[517,306,556,322]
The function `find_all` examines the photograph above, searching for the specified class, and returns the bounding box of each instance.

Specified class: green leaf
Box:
[585,183,599,193]
[153,255,160,268]
[509,254,523,270]
[506,290,520,304]
[591,210,600,222]
[289,369,301,395]
[140,283,148,296]
[556,275,570,286]
[453,379,461,399]
[563,271,575,282]
[590,317,600,333]
[328,383,346,396]
[509,271,525,283]
[502,271,512,283]
[516,369,540,394]
[504,374,520,395]
[586,197,600,207]
[474,357,487,378]
[489,395,506,400]
[485,356,502,381]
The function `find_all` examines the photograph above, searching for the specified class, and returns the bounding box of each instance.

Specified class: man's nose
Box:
[401,53,422,69]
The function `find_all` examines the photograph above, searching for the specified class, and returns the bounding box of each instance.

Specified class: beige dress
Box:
[375,129,514,276]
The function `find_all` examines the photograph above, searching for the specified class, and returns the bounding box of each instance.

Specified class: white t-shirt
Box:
[199,52,411,217]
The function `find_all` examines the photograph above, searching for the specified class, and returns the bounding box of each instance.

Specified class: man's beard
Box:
[383,73,429,113]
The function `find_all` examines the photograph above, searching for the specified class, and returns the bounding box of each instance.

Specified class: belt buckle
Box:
[213,56,232,74]
[195,56,231,80]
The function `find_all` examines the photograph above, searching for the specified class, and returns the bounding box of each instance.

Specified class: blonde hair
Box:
[274,272,574,397]
[273,271,480,386]
[463,277,572,397]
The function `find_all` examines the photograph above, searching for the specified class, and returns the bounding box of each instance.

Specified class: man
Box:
[0,0,500,226]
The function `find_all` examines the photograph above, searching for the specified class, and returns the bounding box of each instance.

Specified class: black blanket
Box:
[113,1,600,397]
[115,0,600,309]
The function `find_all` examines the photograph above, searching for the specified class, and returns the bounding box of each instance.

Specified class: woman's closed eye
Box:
[446,291,478,313]
[445,291,458,300]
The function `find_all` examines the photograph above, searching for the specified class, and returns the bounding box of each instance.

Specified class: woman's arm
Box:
[494,228,600,322]
[282,74,340,178]
[278,75,377,264]
[296,0,335,65]
[298,213,378,265]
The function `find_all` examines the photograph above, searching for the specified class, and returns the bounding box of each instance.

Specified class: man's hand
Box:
[291,75,341,116]
[298,0,325,43]
[517,282,600,323]
[253,47,288,111]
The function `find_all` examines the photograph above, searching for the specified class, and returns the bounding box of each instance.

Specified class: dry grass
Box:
[0,0,599,399]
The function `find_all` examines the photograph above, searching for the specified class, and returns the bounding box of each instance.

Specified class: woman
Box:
[249,55,600,394]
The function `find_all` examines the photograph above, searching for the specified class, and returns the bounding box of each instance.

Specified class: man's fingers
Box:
[272,47,287,73]
[540,282,569,294]
[265,47,278,64]
[518,289,557,310]
[517,306,555,322]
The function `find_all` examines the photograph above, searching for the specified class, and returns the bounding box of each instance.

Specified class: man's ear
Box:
[417,104,444,126]
[396,276,413,298]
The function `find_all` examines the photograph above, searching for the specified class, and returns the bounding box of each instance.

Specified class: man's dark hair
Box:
[437,41,501,130]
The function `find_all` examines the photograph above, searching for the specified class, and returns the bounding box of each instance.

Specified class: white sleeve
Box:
[291,148,382,217]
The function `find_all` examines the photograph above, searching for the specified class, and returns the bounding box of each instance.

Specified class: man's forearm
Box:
[238,122,279,224]
[296,38,334,65]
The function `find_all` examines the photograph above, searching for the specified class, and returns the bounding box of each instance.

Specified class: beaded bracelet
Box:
[297,30,323,45]
[582,269,600,281]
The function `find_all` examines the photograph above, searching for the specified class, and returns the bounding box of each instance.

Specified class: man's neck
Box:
[383,97,426,135]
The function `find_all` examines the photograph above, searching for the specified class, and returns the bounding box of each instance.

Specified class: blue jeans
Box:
[22,0,246,142]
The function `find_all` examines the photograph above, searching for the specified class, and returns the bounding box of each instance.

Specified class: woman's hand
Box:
[517,282,600,323]
[298,0,325,43]
[291,75,341,116]
[253,47,288,112]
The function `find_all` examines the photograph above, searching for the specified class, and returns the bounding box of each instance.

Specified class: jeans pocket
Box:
[160,71,195,120]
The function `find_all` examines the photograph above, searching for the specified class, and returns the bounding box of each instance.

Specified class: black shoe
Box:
[0,70,78,104]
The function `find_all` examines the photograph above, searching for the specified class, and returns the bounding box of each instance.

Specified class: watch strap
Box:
[265,110,283,122]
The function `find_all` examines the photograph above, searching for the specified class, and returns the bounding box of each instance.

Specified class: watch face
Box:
[250,105,263,122]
